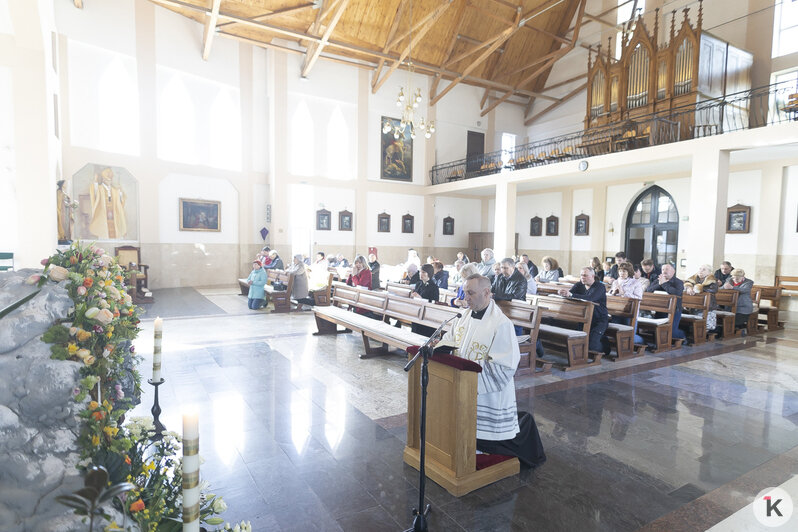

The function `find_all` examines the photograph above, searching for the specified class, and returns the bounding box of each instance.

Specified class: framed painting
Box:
[575,214,590,236]
[378,213,391,233]
[339,210,352,231]
[316,209,331,231]
[381,116,413,181]
[530,216,542,236]
[180,198,220,232]
[442,216,454,236]
[402,214,414,234]
[545,215,559,236]
[726,204,750,234]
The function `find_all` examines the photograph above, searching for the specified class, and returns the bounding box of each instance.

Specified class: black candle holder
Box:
[147,378,166,441]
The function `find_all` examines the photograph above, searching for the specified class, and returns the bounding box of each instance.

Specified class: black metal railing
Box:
[430,80,798,185]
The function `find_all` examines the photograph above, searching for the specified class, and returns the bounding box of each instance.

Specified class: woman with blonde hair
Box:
[516,261,538,295]
[535,256,560,283]
[684,263,718,331]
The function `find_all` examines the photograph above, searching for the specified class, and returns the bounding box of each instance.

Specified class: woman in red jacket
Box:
[346,255,373,315]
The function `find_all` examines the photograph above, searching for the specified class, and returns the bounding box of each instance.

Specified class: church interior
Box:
[2,0,798,530]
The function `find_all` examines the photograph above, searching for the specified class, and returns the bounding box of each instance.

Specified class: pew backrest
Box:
[386,282,414,298]
[754,285,781,309]
[606,295,640,329]
[528,294,593,333]
[681,293,711,318]
[640,292,677,324]
[715,289,739,313]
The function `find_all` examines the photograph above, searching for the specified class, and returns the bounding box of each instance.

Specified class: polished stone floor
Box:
[130,288,798,531]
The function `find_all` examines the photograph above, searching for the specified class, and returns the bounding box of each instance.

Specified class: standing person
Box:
[714,261,733,286]
[521,254,539,278]
[436,275,546,469]
[367,253,381,290]
[722,268,755,332]
[287,254,309,303]
[476,248,496,278]
[516,262,537,296]
[246,261,268,310]
[559,267,610,355]
[432,261,449,289]
[492,258,528,302]
[88,167,127,239]
[646,264,686,340]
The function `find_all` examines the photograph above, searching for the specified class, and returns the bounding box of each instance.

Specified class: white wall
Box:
[779,165,798,255]
[516,191,563,251]
[571,188,593,251]
[158,174,239,244]
[307,185,356,247]
[725,170,761,254]
[366,191,424,247]
[432,195,482,248]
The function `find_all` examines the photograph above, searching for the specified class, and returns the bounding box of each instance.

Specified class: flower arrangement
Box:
[38,242,244,531]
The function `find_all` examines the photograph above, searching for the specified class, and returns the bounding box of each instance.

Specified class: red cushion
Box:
[406,346,482,373]
[475,454,514,470]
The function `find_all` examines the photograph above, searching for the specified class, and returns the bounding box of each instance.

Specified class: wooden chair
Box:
[0,252,14,272]
[115,246,152,303]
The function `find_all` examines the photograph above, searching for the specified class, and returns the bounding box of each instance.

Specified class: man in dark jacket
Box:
[640,258,661,284]
[521,254,539,279]
[714,261,733,286]
[608,251,628,280]
[492,258,528,302]
[646,263,686,339]
[559,267,609,354]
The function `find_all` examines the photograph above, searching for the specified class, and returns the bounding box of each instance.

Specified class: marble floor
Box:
[130,288,798,531]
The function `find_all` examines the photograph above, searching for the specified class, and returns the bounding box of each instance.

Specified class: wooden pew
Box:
[528,295,596,370]
[679,293,711,345]
[309,272,334,306]
[264,270,295,313]
[386,281,414,298]
[755,284,784,331]
[637,293,679,352]
[495,300,552,376]
[715,289,740,338]
[749,287,762,334]
[534,282,572,296]
[605,296,643,360]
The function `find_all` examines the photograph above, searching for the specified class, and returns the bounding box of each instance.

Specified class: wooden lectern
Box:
[403,350,520,497]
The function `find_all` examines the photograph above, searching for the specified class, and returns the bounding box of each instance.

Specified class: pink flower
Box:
[25,274,41,285]
[94,308,114,325]
[77,286,87,296]
[115,384,124,399]
[40,259,49,266]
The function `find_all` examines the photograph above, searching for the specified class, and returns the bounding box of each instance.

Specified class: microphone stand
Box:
[404,313,460,532]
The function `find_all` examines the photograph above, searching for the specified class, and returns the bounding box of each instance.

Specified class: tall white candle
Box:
[152,317,163,382]
[182,411,200,532]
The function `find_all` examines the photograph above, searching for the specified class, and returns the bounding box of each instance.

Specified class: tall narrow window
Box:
[0,66,16,253]
[98,57,139,155]
[501,132,516,167]
[290,100,314,176]
[325,106,351,180]
[773,0,798,58]
[209,88,242,171]
[158,74,196,164]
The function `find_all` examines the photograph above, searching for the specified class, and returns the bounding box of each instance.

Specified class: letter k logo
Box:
[764,496,783,517]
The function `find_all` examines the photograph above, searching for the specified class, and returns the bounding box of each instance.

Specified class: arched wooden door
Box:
[625,186,679,266]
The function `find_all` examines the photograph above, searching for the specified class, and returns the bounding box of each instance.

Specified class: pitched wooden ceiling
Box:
[146,0,596,119]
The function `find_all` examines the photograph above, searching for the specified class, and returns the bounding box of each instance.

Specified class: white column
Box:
[493,181,516,259]
[687,148,729,272]
[755,164,784,283]
[267,50,289,250]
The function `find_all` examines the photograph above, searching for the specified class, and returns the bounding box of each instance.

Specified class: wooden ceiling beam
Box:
[385,0,452,52]
[371,0,453,95]
[540,72,586,92]
[431,1,467,100]
[372,0,407,92]
[217,2,316,29]
[494,48,562,83]
[201,0,221,61]
[466,1,515,27]
[519,0,567,25]
[524,81,587,125]
[430,8,521,106]
[583,13,617,28]
[488,0,520,9]
[443,29,506,70]
[302,0,350,77]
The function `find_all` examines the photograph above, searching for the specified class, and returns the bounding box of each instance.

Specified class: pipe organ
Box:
[584,0,752,142]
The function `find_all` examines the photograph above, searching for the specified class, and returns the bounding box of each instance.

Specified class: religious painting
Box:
[339,210,352,231]
[530,216,542,236]
[316,209,331,231]
[546,215,559,236]
[378,213,391,233]
[72,163,139,241]
[180,199,220,232]
[402,214,415,234]
[381,116,413,181]
[726,204,750,234]
[575,214,590,236]
[443,216,455,236]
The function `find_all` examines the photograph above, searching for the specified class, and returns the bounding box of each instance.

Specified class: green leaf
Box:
[97,483,136,504]
[0,289,41,319]
[84,466,109,494]
[54,493,92,512]
[205,517,224,525]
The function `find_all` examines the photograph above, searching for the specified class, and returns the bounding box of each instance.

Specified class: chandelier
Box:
[381,1,435,140]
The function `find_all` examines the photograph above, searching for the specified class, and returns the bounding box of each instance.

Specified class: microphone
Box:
[404,312,462,372]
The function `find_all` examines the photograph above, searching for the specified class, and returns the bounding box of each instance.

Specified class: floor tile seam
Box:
[527,337,771,397]
[638,442,798,531]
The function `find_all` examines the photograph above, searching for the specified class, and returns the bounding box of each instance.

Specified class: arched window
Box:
[209,87,241,171]
[325,106,350,179]
[290,100,314,176]
[98,57,139,155]
[625,186,679,266]
[158,74,196,164]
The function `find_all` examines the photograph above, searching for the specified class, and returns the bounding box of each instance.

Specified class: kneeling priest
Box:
[436,274,546,469]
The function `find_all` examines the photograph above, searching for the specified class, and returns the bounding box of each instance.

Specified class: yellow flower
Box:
[102,399,111,409]
[91,435,100,446]
[103,426,119,437]
[105,279,112,287]
[67,343,78,355]
[89,401,99,410]
[106,332,112,338]
[144,461,156,472]
[77,329,92,342]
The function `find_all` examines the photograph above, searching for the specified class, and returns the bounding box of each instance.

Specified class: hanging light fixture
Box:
[381,0,435,140]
